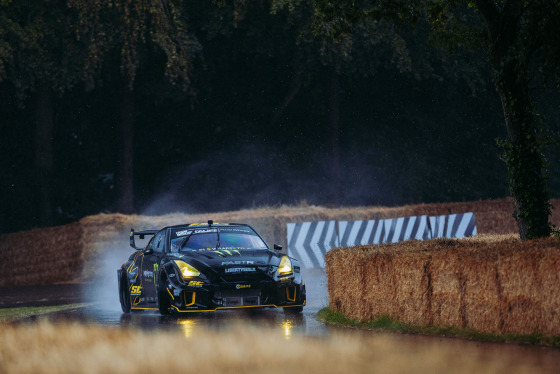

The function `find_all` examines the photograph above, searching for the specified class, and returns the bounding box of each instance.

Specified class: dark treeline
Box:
[1,1,558,234]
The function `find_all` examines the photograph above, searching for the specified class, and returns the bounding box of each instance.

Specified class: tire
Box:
[283,306,303,314]
[158,274,171,315]
[119,275,131,313]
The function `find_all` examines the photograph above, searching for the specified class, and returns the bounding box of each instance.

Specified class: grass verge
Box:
[0,304,86,322]
[318,307,560,347]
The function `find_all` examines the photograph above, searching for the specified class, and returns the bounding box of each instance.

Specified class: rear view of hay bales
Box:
[327,235,560,336]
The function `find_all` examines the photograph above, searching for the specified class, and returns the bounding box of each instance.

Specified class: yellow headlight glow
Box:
[278,256,293,275]
[174,260,201,278]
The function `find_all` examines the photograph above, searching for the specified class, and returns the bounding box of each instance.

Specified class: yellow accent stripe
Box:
[171,303,305,313]
[184,291,196,307]
[127,251,142,273]
[167,288,175,300]
[286,286,296,302]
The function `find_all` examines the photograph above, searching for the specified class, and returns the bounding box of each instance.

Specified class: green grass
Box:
[318,308,560,347]
[0,304,87,322]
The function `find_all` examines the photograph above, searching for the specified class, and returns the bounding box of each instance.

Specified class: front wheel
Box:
[119,276,131,313]
[157,275,171,315]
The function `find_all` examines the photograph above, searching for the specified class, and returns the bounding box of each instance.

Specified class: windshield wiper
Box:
[215,229,220,250]
[179,232,193,250]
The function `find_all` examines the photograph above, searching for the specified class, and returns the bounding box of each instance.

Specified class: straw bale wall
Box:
[326,235,560,336]
[1,198,559,287]
[0,223,83,286]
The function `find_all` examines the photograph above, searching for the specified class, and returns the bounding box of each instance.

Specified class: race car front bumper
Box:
[165,280,306,312]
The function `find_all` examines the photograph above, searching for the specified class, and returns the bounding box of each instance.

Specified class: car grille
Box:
[219,267,272,283]
[214,289,261,307]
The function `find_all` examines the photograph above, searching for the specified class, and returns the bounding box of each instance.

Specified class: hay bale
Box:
[538,248,560,335]
[326,234,560,336]
[429,248,463,327]
[361,252,399,320]
[390,250,431,325]
[0,222,82,287]
[326,248,365,318]
[461,246,502,333]
[496,244,545,335]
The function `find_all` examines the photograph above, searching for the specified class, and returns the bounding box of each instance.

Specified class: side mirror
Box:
[273,244,283,251]
[144,248,154,255]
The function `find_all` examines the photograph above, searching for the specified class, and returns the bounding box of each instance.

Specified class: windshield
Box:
[170,227,268,252]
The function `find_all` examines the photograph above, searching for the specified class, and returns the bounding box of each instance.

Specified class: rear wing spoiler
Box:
[129,228,158,250]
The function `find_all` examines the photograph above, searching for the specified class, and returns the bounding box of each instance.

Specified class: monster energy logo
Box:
[153,263,159,272]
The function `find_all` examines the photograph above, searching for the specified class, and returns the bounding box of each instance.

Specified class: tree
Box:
[0,0,83,226]
[469,0,560,239]
[298,0,560,239]
[68,0,201,213]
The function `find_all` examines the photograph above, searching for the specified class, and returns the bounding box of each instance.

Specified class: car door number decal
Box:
[131,286,142,294]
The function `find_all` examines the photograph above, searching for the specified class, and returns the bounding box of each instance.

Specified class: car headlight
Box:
[174,260,201,278]
[277,256,293,275]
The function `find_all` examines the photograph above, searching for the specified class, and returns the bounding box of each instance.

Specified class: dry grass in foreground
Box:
[0,322,539,374]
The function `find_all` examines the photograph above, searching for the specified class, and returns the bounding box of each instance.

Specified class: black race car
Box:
[118,221,306,314]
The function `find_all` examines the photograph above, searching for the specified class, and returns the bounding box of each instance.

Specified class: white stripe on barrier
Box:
[438,216,445,238]
[416,216,427,240]
[287,213,477,268]
[373,220,383,244]
[446,214,456,238]
[310,221,326,268]
[361,220,375,245]
[391,217,404,243]
[338,221,348,246]
[326,220,339,248]
[458,212,476,238]
[456,215,469,238]
[294,222,314,268]
[403,215,416,241]
[382,219,391,243]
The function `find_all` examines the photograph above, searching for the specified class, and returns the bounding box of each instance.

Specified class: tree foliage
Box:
[0,0,82,99]
[3,0,556,234]
[462,0,559,239]
[296,0,560,239]
[68,0,201,91]
[0,0,86,225]
[66,0,201,213]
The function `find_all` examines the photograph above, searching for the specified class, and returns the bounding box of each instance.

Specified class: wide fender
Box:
[159,260,183,287]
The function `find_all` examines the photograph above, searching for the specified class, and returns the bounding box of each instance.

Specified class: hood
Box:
[168,249,280,269]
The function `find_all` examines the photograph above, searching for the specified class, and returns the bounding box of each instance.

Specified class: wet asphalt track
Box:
[0,268,330,337]
[68,268,331,338]
[4,268,560,371]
